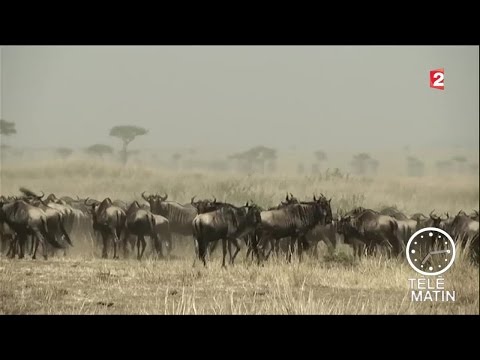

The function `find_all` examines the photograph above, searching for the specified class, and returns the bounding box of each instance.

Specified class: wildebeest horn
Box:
[290,193,294,199]
[19,187,41,198]
[142,191,149,201]
[212,196,216,203]
[285,193,289,201]
[245,201,249,207]
[76,195,80,200]
[429,210,435,216]
[313,194,317,201]
[445,212,450,219]
[475,210,479,216]
[191,196,196,204]
[161,193,168,201]
[36,191,45,199]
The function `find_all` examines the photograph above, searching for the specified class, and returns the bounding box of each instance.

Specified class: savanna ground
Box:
[0,159,479,314]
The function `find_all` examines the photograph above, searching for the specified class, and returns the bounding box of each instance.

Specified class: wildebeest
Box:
[449,210,479,262]
[191,196,252,261]
[470,210,479,221]
[0,199,65,259]
[192,202,262,267]
[85,197,126,259]
[142,192,197,239]
[257,194,333,262]
[22,195,73,255]
[379,207,417,245]
[337,207,404,259]
[123,201,161,260]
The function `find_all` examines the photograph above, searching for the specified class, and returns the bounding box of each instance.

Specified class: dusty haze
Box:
[0,46,479,177]
[1,46,478,149]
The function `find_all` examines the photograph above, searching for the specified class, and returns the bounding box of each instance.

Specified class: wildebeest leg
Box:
[122,229,130,258]
[6,235,16,258]
[101,232,108,259]
[111,229,119,260]
[229,238,241,265]
[209,239,219,257]
[198,238,207,267]
[139,235,147,260]
[261,235,274,260]
[287,237,295,263]
[221,239,228,268]
[388,235,403,258]
[227,240,233,263]
[29,234,35,257]
[32,230,48,260]
[274,238,281,258]
[297,236,305,262]
[18,233,28,259]
[165,232,172,256]
[32,235,40,260]
[194,238,199,258]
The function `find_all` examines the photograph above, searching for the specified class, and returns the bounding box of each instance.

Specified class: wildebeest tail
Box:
[42,217,64,249]
[58,214,73,246]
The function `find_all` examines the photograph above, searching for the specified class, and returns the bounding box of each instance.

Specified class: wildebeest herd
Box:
[0,188,478,266]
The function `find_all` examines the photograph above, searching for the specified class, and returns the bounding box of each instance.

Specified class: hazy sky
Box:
[1,46,478,152]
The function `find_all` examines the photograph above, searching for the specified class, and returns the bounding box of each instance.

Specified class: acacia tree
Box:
[109,125,148,165]
[313,150,327,173]
[56,147,73,159]
[406,156,425,177]
[435,160,452,175]
[451,156,467,174]
[0,119,16,146]
[0,119,16,159]
[171,152,182,170]
[86,144,114,158]
[351,153,372,175]
[229,146,277,174]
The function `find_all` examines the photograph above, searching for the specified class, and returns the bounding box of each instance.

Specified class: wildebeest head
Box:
[281,193,299,206]
[0,201,5,221]
[243,202,262,228]
[471,210,479,221]
[190,196,221,214]
[336,215,353,235]
[312,194,333,225]
[84,197,101,214]
[429,210,443,228]
[142,192,168,214]
[19,187,44,200]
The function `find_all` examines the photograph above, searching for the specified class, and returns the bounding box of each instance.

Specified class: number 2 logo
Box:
[430,68,444,90]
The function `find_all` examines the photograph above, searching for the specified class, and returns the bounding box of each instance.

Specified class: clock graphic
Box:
[406,227,456,276]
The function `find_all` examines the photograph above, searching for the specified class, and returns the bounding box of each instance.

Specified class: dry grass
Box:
[0,159,478,315]
[0,255,477,314]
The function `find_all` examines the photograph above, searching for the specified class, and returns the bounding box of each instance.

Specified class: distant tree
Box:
[171,152,182,169]
[109,125,148,165]
[0,119,16,138]
[368,159,380,175]
[297,162,305,175]
[229,146,277,174]
[469,162,479,176]
[56,147,73,159]
[351,153,372,175]
[435,160,453,175]
[406,156,425,177]
[451,156,467,174]
[314,150,327,172]
[0,120,16,155]
[86,144,114,158]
